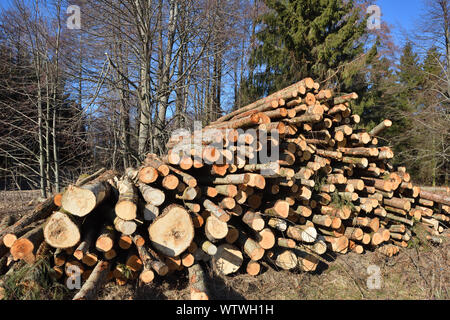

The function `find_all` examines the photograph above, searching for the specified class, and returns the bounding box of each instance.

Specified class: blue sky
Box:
[0,0,425,48]
[375,0,424,46]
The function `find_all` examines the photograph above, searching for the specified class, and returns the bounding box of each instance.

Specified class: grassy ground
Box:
[1,190,449,300]
[96,239,449,300]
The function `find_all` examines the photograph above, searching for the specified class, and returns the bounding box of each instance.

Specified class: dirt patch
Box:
[0,190,41,220]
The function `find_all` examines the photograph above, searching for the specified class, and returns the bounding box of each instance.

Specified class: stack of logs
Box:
[1,78,449,300]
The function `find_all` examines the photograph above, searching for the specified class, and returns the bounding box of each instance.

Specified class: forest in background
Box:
[0,0,448,198]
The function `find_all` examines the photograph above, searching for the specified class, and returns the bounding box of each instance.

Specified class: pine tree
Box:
[240,0,373,103]
[360,52,397,127]
[417,46,447,185]
[382,42,421,171]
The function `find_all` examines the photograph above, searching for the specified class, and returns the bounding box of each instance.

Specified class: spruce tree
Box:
[417,46,446,185]
[382,42,423,178]
[241,0,373,103]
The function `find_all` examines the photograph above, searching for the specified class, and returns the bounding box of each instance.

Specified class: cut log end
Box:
[44,212,80,249]
[148,204,194,257]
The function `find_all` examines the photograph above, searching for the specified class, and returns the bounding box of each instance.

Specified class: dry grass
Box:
[96,240,449,300]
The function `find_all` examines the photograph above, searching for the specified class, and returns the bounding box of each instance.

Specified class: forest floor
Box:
[1,190,449,300]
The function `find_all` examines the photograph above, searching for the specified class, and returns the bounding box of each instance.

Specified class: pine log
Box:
[138,183,165,207]
[43,211,81,249]
[114,217,137,236]
[95,223,116,252]
[246,260,261,276]
[323,235,349,253]
[138,166,158,184]
[162,174,179,190]
[274,249,298,270]
[264,200,290,218]
[74,223,98,260]
[144,154,171,176]
[115,177,138,221]
[203,199,231,222]
[297,251,320,272]
[205,215,228,242]
[255,228,276,249]
[369,119,392,136]
[211,79,306,124]
[213,243,243,275]
[132,235,169,277]
[286,225,317,243]
[61,181,110,217]
[148,204,194,257]
[143,203,160,221]
[72,260,110,300]
[237,234,265,261]
[267,218,288,232]
[0,197,57,249]
[242,211,265,231]
[2,220,42,248]
[10,225,44,263]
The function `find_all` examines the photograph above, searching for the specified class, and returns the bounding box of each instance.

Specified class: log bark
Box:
[419,189,450,206]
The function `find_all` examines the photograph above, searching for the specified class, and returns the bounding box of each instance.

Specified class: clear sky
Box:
[375,0,424,46]
[0,0,425,47]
